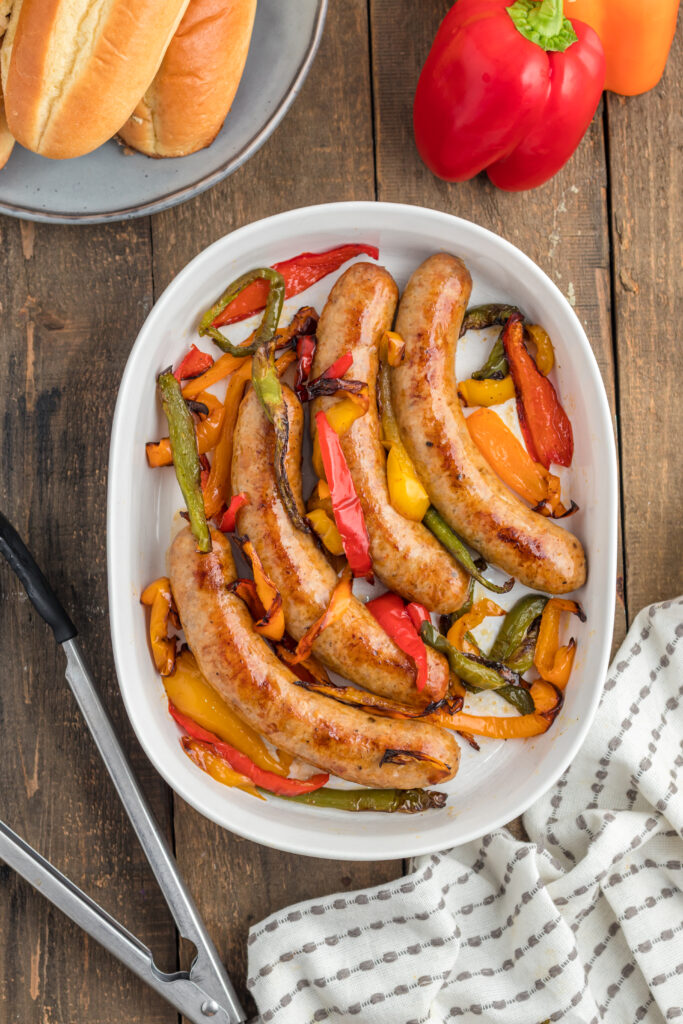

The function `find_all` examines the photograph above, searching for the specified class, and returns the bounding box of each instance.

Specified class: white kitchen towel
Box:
[247,597,683,1023]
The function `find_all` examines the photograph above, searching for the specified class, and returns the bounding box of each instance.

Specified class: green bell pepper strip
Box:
[157,371,212,554]
[489,594,548,662]
[422,506,513,594]
[198,268,286,355]
[460,303,523,336]
[471,332,508,381]
[504,619,541,675]
[270,787,446,812]
[421,621,534,715]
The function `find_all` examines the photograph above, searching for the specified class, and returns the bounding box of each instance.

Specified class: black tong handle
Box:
[0,512,77,643]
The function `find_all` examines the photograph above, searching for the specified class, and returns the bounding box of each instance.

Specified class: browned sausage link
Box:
[391,253,587,595]
[231,384,450,705]
[168,527,460,788]
[310,262,470,615]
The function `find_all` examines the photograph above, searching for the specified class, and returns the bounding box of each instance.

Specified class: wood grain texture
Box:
[0,218,177,1023]
[150,3,401,1017]
[606,23,683,619]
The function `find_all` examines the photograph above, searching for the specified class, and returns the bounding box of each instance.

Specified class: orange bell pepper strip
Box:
[182,738,262,798]
[534,598,585,688]
[446,598,506,656]
[430,680,562,739]
[182,352,249,400]
[203,363,252,518]
[565,0,679,96]
[163,649,289,776]
[146,392,225,468]
[140,577,177,676]
[466,407,575,518]
[290,568,354,664]
[237,539,286,641]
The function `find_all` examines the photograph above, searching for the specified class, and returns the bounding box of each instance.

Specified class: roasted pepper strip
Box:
[169,704,329,795]
[430,680,562,739]
[140,577,177,676]
[174,344,214,382]
[199,268,286,354]
[534,598,585,688]
[239,538,286,641]
[219,492,249,533]
[466,407,575,518]
[525,324,554,376]
[458,375,516,407]
[146,391,225,468]
[290,568,353,664]
[460,304,522,336]
[274,787,447,812]
[312,396,367,479]
[157,371,211,553]
[307,508,344,556]
[290,676,458,720]
[377,353,431,521]
[447,599,506,657]
[203,364,252,519]
[182,738,260,798]
[472,332,508,381]
[165,650,288,775]
[422,506,514,594]
[420,621,533,714]
[489,594,548,663]
[182,352,248,400]
[366,591,428,692]
[315,410,372,578]
[210,245,379,328]
[503,312,574,468]
[295,334,317,397]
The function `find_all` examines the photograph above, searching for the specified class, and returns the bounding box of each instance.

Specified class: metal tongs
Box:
[0,512,256,1024]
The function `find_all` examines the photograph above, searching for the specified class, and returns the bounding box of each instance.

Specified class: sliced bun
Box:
[2,0,191,159]
[119,0,257,158]
[0,86,13,170]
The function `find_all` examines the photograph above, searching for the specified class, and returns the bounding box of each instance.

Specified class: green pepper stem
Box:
[506,0,578,52]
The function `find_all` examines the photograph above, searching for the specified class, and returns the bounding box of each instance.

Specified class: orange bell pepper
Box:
[146,392,225,468]
[565,0,679,96]
[446,598,506,656]
[466,407,573,518]
[140,577,177,676]
[182,352,249,400]
[203,363,252,518]
[431,679,562,739]
[291,568,354,664]
[182,738,261,799]
[239,539,286,641]
[534,598,584,688]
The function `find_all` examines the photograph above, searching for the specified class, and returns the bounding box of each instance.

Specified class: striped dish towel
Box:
[247,598,683,1023]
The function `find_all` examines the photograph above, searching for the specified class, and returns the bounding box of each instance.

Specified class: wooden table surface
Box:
[0,4,680,1021]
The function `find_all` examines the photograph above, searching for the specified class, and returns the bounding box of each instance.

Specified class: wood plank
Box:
[0,217,177,1024]
[150,2,401,1016]
[606,27,683,620]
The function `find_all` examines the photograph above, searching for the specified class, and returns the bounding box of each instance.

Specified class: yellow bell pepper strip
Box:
[157,372,212,553]
[312,395,368,479]
[146,391,225,468]
[534,598,586,688]
[380,330,406,366]
[525,324,554,376]
[466,408,577,519]
[429,679,563,739]
[307,508,345,556]
[385,444,431,522]
[306,478,334,519]
[140,576,177,676]
[315,411,373,579]
[203,364,252,519]
[182,738,261,798]
[164,649,288,776]
[169,704,329,796]
[565,0,680,96]
[219,492,249,534]
[276,787,447,813]
[458,375,516,407]
[290,568,354,664]
[446,599,506,657]
[236,538,285,641]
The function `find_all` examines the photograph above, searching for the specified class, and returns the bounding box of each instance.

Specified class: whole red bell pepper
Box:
[413,0,605,191]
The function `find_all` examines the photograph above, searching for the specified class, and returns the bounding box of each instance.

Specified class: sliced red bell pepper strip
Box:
[319,352,353,381]
[173,344,214,382]
[502,312,574,468]
[169,703,329,795]
[406,602,430,633]
[212,244,379,328]
[366,592,428,691]
[315,410,372,579]
[294,334,317,397]
[219,492,249,533]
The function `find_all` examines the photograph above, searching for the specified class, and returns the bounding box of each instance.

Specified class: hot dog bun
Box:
[1,0,190,159]
[0,2,13,169]
[119,0,257,158]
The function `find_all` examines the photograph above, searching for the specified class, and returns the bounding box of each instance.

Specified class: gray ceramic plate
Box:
[0,0,327,224]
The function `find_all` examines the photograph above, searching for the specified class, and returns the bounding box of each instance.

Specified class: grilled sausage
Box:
[231,385,450,705]
[311,262,470,614]
[168,527,460,788]
[391,253,586,594]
